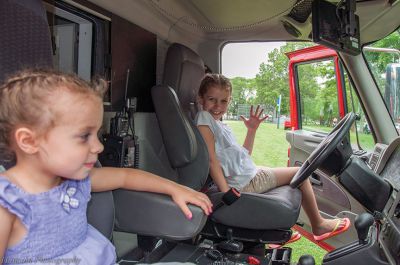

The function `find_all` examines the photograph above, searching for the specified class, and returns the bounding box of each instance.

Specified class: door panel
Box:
[287,129,357,246]
[290,130,328,153]
[286,130,327,167]
[287,130,351,215]
[285,48,363,245]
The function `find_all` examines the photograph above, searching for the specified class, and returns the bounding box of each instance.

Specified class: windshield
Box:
[363,29,400,131]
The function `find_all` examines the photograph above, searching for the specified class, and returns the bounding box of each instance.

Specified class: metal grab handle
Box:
[310,173,322,186]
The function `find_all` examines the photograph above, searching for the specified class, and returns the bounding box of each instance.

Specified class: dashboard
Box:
[370,142,400,264]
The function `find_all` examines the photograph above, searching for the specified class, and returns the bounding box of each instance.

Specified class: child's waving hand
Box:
[240,105,268,132]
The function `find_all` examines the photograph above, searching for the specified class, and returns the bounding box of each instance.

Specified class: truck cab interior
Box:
[1,0,400,264]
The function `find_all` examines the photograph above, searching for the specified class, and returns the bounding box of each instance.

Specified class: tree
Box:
[228,41,346,121]
[254,42,313,115]
[363,30,400,88]
[364,31,400,73]
[297,60,338,125]
[226,31,399,123]
[230,77,256,117]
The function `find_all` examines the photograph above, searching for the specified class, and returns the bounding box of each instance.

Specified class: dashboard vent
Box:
[369,144,387,172]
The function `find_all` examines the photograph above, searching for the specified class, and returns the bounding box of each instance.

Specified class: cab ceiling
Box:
[151,0,295,29]
[86,0,400,44]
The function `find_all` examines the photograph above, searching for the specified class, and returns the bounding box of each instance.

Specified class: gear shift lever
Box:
[298,254,315,265]
[214,189,243,253]
[217,228,243,253]
[355,213,374,244]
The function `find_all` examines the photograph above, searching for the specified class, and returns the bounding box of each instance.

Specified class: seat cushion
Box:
[209,186,302,230]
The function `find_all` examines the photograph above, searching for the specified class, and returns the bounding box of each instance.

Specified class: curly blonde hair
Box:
[0,69,107,161]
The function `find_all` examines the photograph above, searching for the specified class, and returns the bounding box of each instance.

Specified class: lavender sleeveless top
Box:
[0,176,116,264]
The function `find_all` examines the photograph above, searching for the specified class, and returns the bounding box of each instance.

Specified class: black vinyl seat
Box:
[0,0,53,169]
[152,43,302,244]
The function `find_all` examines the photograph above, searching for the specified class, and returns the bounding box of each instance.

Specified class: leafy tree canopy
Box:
[229,31,399,121]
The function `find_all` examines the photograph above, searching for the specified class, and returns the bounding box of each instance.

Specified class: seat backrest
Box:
[152,85,209,190]
[151,43,209,190]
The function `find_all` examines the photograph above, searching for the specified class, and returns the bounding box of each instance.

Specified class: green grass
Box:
[225,120,328,264]
[287,237,327,264]
[224,121,289,167]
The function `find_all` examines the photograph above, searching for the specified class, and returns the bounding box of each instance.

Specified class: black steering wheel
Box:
[290,112,356,188]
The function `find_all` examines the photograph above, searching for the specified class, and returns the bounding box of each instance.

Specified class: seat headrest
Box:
[0,0,53,84]
[0,0,53,169]
[163,43,205,120]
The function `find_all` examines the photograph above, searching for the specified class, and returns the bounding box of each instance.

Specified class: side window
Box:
[46,3,93,81]
[45,2,111,102]
[363,29,400,131]
[343,70,375,151]
[296,58,375,151]
[297,59,340,132]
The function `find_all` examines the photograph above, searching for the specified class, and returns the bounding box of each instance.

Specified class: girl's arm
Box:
[0,206,14,262]
[90,168,212,219]
[197,125,230,193]
[242,128,257,155]
[240,105,267,155]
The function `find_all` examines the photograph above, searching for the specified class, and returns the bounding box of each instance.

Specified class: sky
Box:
[221,42,285,79]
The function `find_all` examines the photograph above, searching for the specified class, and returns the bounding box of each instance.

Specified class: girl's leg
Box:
[271,167,346,236]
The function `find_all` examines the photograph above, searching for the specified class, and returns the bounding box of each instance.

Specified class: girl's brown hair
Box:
[198,73,232,97]
[0,68,107,162]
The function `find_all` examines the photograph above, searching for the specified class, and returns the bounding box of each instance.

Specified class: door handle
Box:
[311,133,326,138]
[310,173,322,186]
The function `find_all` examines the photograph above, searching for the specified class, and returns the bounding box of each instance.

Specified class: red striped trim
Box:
[293,225,335,252]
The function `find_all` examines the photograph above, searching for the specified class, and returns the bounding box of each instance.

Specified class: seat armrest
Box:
[113,189,207,240]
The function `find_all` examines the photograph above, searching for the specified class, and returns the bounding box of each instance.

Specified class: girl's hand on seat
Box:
[240,105,268,132]
[171,185,213,219]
